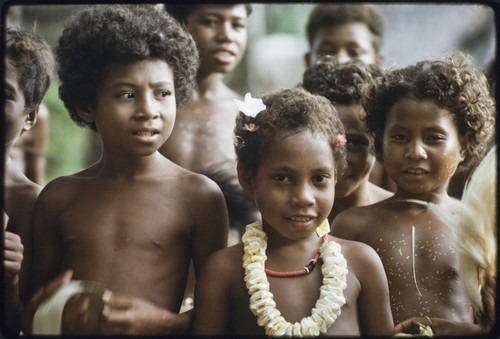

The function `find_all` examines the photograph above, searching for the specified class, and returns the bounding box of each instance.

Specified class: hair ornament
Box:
[242,123,260,132]
[333,133,347,147]
[234,93,266,118]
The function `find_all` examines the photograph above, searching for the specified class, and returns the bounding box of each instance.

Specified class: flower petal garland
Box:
[242,221,348,336]
[234,93,266,118]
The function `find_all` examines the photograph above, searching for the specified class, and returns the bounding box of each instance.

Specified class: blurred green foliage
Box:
[42,80,95,184]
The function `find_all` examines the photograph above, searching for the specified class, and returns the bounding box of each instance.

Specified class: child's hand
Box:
[3,231,24,286]
[395,317,487,336]
[100,292,177,335]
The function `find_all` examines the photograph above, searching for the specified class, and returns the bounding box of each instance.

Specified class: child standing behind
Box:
[191,88,394,336]
[302,59,392,223]
[3,26,54,335]
[331,54,495,327]
[160,4,258,244]
[28,5,228,335]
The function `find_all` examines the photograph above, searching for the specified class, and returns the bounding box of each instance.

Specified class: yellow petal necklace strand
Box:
[242,221,348,336]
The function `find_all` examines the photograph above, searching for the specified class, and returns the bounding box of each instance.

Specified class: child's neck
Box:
[96,150,165,180]
[392,188,452,206]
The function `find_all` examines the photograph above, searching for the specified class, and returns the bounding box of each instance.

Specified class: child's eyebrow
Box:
[110,81,173,88]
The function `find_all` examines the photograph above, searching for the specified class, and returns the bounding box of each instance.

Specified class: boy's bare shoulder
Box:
[330,236,384,274]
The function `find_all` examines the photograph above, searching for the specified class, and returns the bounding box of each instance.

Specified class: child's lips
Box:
[132,128,161,142]
[402,167,429,175]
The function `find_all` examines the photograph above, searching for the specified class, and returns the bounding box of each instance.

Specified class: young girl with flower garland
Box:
[191,87,394,336]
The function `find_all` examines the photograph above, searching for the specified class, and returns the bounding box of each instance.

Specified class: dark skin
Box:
[192,130,393,335]
[159,5,259,242]
[332,97,474,326]
[3,56,41,334]
[328,104,392,223]
[28,60,229,335]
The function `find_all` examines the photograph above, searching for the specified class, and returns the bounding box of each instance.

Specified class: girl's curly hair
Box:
[57,5,199,131]
[234,87,347,176]
[302,58,382,106]
[363,53,495,172]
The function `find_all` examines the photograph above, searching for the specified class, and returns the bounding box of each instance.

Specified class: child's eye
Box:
[4,91,14,100]
[426,135,445,142]
[201,18,219,27]
[156,90,171,98]
[273,174,289,183]
[390,134,408,141]
[232,20,247,30]
[347,138,370,149]
[313,174,331,184]
[118,92,134,100]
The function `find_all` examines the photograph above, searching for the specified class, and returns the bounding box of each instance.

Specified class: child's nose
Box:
[405,140,428,160]
[335,50,351,64]
[136,96,160,120]
[217,22,234,42]
[291,183,315,207]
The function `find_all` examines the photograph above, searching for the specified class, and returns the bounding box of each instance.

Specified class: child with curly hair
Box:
[27,5,228,335]
[331,53,496,330]
[302,59,393,222]
[3,26,54,335]
[395,146,497,335]
[159,4,258,244]
[191,87,394,336]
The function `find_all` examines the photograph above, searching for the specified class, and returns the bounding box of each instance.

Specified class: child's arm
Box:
[330,208,365,240]
[191,248,233,334]
[191,176,229,277]
[352,242,394,336]
[3,231,24,333]
[29,180,65,297]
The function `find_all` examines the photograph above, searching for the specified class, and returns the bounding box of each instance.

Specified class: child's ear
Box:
[76,107,95,123]
[22,109,38,132]
[237,162,254,195]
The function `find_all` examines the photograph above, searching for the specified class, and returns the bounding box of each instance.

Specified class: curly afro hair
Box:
[5,26,54,112]
[57,4,199,131]
[302,57,382,106]
[234,87,347,176]
[363,53,495,172]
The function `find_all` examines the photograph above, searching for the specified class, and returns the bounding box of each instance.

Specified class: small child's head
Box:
[4,26,54,145]
[57,5,199,131]
[305,4,384,67]
[165,4,251,76]
[234,88,347,229]
[364,53,495,174]
[234,88,347,177]
[302,58,382,197]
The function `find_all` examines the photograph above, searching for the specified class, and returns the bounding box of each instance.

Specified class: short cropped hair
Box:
[164,3,253,25]
[57,5,199,131]
[306,4,385,53]
[363,53,496,172]
[5,26,54,112]
[234,87,347,176]
[302,58,383,106]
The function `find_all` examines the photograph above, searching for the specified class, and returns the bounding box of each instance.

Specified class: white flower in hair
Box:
[234,93,266,118]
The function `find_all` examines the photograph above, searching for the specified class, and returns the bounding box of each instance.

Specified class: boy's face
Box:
[4,57,35,147]
[79,59,176,157]
[382,97,465,196]
[335,104,376,197]
[305,22,382,68]
[187,5,248,75]
[241,129,336,241]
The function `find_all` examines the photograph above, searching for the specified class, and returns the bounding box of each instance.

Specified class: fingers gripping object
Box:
[32,280,109,335]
